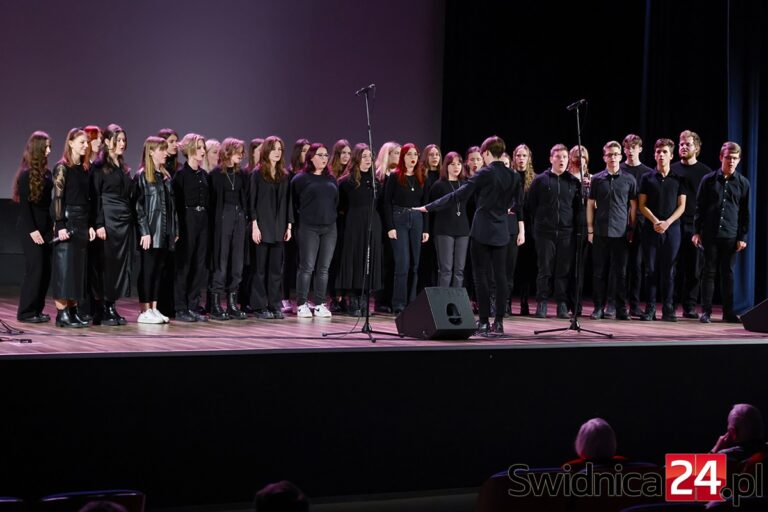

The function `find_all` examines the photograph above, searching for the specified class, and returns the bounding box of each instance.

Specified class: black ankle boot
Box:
[101,301,120,326]
[110,302,127,325]
[348,296,362,317]
[227,292,247,320]
[56,308,88,328]
[209,293,230,320]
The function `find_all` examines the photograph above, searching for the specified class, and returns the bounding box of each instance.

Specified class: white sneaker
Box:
[138,310,163,324]
[314,304,332,318]
[297,304,313,318]
[152,308,170,323]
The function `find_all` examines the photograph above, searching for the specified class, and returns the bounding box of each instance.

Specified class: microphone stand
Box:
[535,99,613,338]
[323,84,402,343]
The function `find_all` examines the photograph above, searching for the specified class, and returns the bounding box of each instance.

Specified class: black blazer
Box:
[426,161,522,246]
[250,169,293,244]
[134,170,178,250]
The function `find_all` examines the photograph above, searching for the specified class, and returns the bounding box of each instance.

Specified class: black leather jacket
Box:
[135,170,178,250]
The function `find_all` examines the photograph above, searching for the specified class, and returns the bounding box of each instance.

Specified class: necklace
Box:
[449,180,461,216]
[224,169,235,191]
[406,174,415,192]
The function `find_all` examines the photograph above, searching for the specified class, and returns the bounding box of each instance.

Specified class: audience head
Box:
[253,480,309,512]
[574,417,617,460]
[727,403,764,443]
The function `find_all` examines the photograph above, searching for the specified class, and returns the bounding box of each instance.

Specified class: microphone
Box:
[354,83,376,96]
[566,98,587,111]
[49,228,76,244]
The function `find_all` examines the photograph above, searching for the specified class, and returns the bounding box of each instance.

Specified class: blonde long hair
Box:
[142,136,169,184]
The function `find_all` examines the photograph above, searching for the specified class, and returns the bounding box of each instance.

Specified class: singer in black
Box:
[527,144,582,319]
[209,137,249,321]
[693,142,750,324]
[172,133,210,322]
[428,151,470,288]
[292,143,339,319]
[638,138,686,322]
[336,143,382,316]
[586,141,637,320]
[416,136,523,334]
[135,136,178,324]
[250,136,293,319]
[383,143,429,314]
[51,128,96,328]
[90,124,134,326]
[13,131,53,323]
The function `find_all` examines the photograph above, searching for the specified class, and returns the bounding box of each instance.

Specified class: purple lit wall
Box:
[0,0,444,197]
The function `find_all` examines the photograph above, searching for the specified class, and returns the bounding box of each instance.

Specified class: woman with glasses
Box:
[291,143,338,318]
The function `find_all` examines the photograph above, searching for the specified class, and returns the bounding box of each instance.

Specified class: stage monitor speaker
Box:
[395,287,476,340]
[742,298,768,333]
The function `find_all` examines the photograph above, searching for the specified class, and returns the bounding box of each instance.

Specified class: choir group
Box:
[12,126,749,329]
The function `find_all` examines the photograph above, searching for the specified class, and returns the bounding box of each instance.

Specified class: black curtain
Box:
[441,0,767,307]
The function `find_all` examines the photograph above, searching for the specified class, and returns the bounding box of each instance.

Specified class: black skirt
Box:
[101,194,134,300]
[52,205,89,300]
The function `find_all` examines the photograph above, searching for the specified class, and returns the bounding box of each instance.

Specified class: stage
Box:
[1,289,767,509]
[0,293,763,357]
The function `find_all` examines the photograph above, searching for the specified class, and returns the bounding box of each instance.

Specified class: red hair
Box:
[394,143,425,188]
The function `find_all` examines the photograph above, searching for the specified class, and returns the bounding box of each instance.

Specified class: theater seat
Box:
[38,490,145,512]
[475,468,569,512]
[0,497,26,512]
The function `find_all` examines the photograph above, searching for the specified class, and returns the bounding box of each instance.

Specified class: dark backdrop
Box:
[0,0,445,196]
[441,0,767,309]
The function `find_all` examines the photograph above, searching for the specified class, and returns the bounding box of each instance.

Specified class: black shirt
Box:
[527,169,582,237]
[90,160,133,228]
[638,170,686,230]
[382,171,429,232]
[172,162,209,209]
[250,169,293,244]
[52,162,90,231]
[221,169,243,206]
[670,160,712,230]
[291,171,339,226]
[16,169,53,235]
[694,169,750,242]
[589,169,637,238]
[428,179,470,237]
[427,161,521,246]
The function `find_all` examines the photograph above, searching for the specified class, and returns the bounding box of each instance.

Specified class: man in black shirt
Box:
[638,139,686,322]
[527,144,582,319]
[692,142,750,323]
[417,135,523,334]
[670,130,712,318]
[587,141,637,320]
[620,134,654,317]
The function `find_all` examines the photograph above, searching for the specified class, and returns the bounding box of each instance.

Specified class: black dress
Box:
[336,171,382,291]
[91,161,134,301]
[51,162,90,300]
[16,169,53,320]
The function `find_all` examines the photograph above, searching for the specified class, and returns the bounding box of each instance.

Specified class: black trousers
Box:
[627,228,644,309]
[505,236,519,302]
[251,241,284,310]
[675,228,702,310]
[471,240,507,322]
[211,205,246,294]
[138,248,168,303]
[175,208,209,311]
[17,231,52,320]
[701,237,738,315]
[535,233,573,303]
[592,235,629,310]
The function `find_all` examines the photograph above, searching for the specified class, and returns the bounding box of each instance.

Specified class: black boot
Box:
[348,296,362,317]
[227,292,247,320]
[101,301,120,326]
[209,293,230,321]
[640,304,657,321]
[56,308,88,328]
[520,298,530,316]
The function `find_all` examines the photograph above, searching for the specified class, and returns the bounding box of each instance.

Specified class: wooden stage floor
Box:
[1,291,764,357]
